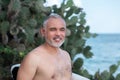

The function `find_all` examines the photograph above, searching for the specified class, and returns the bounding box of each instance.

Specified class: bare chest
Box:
[36,54,71,80]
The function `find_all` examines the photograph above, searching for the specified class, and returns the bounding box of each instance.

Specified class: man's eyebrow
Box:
[60,27,66,31]
[49,27,56,31]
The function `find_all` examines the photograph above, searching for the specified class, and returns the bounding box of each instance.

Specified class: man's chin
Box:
[51,44,62,48]
[50,42,64,48]
[46,40,64,48]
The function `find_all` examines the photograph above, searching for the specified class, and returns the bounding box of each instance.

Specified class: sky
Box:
[81,0,120,33]
[45,0,120,33]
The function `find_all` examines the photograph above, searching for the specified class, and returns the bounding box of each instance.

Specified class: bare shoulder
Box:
[23,47,40,61]
[60,49,71,59]
[20,46,44,67]
[61,49,70,55]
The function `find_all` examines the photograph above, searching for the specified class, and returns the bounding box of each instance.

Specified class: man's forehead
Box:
[46,18,66,28]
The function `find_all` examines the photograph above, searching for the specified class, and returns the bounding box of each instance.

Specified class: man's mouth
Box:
[53,36,62,42]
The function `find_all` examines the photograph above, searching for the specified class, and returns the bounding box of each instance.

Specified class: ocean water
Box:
[81,34,120,75]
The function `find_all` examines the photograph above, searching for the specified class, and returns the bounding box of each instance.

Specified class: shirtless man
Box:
[17,13,72,80]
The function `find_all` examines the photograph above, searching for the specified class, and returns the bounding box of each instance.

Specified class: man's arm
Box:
[17,53,38,80]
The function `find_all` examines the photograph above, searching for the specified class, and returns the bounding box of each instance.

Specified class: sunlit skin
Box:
[17,14,73,80]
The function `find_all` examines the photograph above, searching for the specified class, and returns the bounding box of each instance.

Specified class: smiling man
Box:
[17,13,72,80]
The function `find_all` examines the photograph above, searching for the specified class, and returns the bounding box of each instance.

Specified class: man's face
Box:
[43,18,66,48]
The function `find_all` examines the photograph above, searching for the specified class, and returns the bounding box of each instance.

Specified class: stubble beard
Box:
[46,38,65,48]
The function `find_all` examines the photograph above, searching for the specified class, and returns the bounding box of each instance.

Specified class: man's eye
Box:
[60,28,65,31]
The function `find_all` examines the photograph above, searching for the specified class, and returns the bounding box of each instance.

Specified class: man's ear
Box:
[40,27,45,37]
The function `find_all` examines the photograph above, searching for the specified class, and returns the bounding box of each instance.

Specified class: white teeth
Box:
[53,36,62,42]
[55,38,60,41]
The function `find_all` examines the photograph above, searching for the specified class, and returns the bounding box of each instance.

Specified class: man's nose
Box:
[56,30,61,35]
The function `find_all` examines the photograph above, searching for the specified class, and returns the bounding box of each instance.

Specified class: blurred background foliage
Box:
[0,0,119,80]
